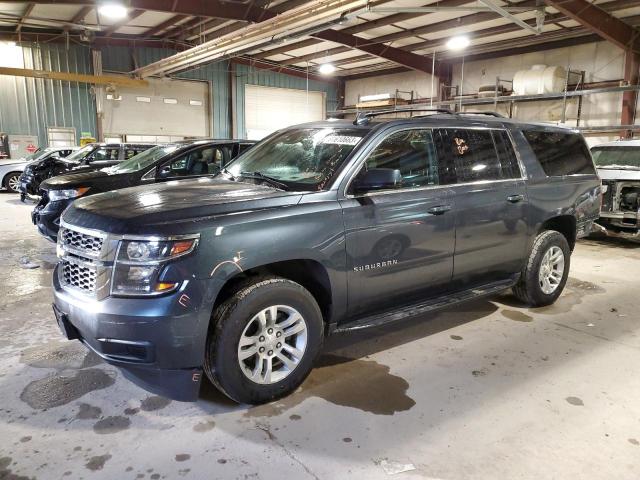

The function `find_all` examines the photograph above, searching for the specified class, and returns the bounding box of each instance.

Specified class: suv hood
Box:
[41,170,113,190]
[63,178,302,234]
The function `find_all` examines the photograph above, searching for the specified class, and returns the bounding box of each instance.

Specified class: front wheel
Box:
[4,172,21,193]
[204,277,324,404]
[512,230,570,307]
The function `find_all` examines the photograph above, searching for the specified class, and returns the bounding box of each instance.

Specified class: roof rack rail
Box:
[456,111,506,118]
[353,108,453,125]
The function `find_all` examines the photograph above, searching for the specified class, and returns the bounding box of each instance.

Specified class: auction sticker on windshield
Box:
[322,135,362,145]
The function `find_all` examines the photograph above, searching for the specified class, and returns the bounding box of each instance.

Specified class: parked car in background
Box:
[51,112,600,404]
[591,140,640,236]
[1,147,76,194]
[33,139,255,241]
[19,142,155,200]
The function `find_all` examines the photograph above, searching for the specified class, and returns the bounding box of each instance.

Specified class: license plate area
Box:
[52,303,79,340]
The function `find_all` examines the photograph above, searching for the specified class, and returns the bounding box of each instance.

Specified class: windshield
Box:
[591,147,640,168]
[64,144,95,162]
[111,145,179,173]
[225,128,368,190]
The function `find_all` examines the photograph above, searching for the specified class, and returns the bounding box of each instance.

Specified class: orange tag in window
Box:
[454,137,469,155]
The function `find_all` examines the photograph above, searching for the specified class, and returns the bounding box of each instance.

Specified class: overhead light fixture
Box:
[446,35,470,51]
[98,3,128,20]
[318,63,336,75]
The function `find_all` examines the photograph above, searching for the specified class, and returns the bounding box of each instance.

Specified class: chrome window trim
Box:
[342,126,526,199]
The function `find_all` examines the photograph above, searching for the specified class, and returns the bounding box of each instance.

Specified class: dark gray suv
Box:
[51,111,601,404]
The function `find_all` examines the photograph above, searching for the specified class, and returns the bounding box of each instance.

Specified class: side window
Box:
[237,143,253,156]
[359,129,439,190]
[124,148,137,159]
[159,147,223,178]
[523,130,596,176]
[493,130,521,179]
[91,148,119,161]
[446,129,501,182]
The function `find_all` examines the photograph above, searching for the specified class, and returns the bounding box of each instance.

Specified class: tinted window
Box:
[92,148,120,161]
[446,129,501,182]
[238,143,253,155]
[493,130,521,179]
[360,129,438,189]
[161,147,222,177]
[523,130,595,176]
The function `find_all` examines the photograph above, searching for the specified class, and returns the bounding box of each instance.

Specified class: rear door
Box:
[340,127,455,316]
[437,128,528,286]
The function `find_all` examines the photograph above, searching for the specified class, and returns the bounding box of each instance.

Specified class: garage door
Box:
[244,85,325,140]
[102,77,210,139]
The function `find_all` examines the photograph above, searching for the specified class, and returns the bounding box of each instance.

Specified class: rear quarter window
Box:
[523,130,595,176]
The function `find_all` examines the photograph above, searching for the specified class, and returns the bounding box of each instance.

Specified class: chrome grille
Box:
[61,259,97,293]
[61,227,104,255]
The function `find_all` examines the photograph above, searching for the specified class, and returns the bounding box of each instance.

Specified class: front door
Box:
[436,128,529,286]
[340,128,456,316]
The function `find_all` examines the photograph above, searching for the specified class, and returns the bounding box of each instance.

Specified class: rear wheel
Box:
[4,172,21,193]
[513,230,570,307]
[204,277,324,404]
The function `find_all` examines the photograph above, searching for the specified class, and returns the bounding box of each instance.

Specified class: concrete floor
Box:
[1,192,639,480]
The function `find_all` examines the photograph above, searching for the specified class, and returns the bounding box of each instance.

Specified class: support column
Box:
[621,49,640,139]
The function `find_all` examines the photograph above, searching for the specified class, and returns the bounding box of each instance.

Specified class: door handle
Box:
[427,205,452,215]
[506,194,525,203]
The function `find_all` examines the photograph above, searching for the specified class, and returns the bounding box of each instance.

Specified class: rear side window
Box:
[523,130,595,176]
[445,129,502,182]
[493,130,521,179]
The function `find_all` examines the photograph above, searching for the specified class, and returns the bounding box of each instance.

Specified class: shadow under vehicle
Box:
[50,110,600,404]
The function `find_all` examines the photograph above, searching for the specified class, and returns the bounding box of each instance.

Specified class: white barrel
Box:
[513,65,567,95]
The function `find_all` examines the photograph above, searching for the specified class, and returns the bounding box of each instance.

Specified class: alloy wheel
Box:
[538,246,565,294]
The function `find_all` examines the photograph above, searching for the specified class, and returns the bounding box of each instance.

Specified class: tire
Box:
[512,230,570,307]
[204,277,324,404]
[3,172,21,193]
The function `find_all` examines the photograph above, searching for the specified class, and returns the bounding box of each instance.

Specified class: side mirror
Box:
[158,166,172,178]
[352,168,403,194]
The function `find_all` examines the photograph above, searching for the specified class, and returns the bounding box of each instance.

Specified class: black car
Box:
[51,112,601,403]
[19,142,155,199]
[33,139,255,241]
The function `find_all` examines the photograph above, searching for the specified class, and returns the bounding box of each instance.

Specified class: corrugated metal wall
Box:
[0,43,338,145]
[0,43,96,148]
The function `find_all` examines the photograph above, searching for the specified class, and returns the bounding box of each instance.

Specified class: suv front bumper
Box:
[52,264,211,401]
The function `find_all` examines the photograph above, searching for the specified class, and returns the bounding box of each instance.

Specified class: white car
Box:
[0,147,77,193]
[591,140,640,236]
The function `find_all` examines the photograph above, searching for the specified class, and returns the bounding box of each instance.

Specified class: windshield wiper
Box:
[239,171,289,191]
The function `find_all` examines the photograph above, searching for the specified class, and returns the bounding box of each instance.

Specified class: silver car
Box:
[0,147,77,193]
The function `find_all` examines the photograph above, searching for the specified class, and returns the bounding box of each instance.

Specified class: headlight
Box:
[49,187,89,201]
[111,237,199,296]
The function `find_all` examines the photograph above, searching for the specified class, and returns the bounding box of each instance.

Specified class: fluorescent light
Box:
[98,3,128,20]
[318,63,336,75]
[446,35,470,51]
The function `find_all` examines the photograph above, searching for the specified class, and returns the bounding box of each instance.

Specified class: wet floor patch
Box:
[20,368,116,409]
[450,335,463,340]
[565,396,584,406]
[193,420,215,432]
[140,395,172,412]
[0,456,30,480]
[175,454,191,462]
[93,416,131,434]
[502,309,533,322]
[20,342,101,370]
[85,454,112,471]
[76,403,102,420]
[535,278,606,315]
[245,354,414,417]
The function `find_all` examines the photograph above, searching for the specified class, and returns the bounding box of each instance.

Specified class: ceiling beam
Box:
[311,29,438,74]
[102,9,145,37]
[70,5,92,24]
[0,66,148,87]
[252,0,475,59]
[15,3,35,33]
[232,57,339,84]
[143,14,187,38]
[544,0,640,52]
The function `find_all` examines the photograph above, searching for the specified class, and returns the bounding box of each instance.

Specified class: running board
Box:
[334,277,518,333]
